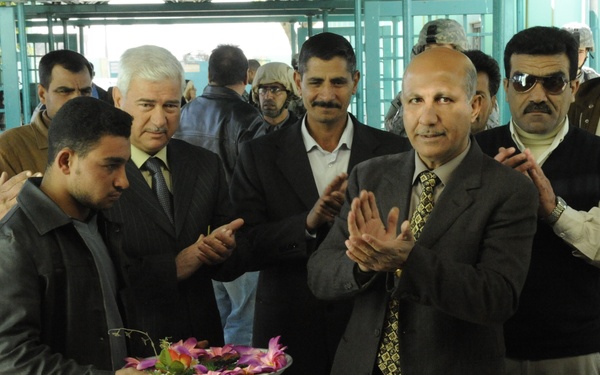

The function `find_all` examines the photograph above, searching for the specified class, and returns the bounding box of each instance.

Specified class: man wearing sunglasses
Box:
[476,26,600,374]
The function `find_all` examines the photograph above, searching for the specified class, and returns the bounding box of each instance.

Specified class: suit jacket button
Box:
[374,329,381,337]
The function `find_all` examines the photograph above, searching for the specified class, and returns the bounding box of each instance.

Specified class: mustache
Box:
[415,131,445,137]
[145,126,168,133]
[524,102,552,115]
[311,100,342,109]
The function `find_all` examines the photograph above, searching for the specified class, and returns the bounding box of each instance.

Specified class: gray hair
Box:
[116,45,185,97]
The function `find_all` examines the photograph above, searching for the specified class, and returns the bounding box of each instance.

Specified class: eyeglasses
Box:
[509,73,569,95]
[258,86,286,96]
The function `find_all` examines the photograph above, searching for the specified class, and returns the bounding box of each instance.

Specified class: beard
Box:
[261,100,285,118]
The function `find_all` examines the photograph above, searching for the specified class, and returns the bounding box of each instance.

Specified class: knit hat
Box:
[413,19,468,55]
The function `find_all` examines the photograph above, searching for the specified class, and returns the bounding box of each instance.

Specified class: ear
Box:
[113,86,123,108]
[470,94,483,124]
[294,70,302,97]
[38,84,47,105]
[569,79,580,102]
[351,70,361,95]
[55,148,75,175]
[503,78,510,98]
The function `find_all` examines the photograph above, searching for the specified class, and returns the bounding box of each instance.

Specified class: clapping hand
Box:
[175,218,244,280]
[306,173,348,232]
[345,190,414,273]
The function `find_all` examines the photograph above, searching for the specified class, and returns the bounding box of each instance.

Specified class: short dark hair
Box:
[39,50,93,89]
[48,97,132,164]
[248,59,261,72]
[464,50,501,96]
[297,32,356,75]
[208,45,248,86]
[504,26,579,80]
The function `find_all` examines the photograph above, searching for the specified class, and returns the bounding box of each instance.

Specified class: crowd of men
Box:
[0,18,599,375]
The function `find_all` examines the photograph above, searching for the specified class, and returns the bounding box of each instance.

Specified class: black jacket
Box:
[176,85,264,181]
[0,178,130,374]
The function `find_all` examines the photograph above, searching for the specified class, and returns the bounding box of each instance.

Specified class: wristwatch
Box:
[545,196,567,225]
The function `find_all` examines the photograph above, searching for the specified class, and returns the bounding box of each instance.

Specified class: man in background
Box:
[562,22,599,83]
[244,58,261,106]
[0,49,93,178]
[177,44,263,181]
[464,49,501,133]
[385,18,468,136]
[251,62,300,137]
[0,96,144,374]
[565,22,600,135]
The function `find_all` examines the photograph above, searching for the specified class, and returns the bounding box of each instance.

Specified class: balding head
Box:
[401,48,481,169]
[404,48,477,100]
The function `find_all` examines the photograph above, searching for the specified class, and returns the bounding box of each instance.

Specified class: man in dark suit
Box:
[104,45,245,356]
[307,48,539,375]
[476,26,600,374]
[230,32,411,375]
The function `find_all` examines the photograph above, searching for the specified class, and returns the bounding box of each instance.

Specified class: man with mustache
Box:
[105,45,246,357]
[251,62,299,137]
[0,96,145,374]
[230,32,411,375]
[476,26,600,374]
[308,46,538,375]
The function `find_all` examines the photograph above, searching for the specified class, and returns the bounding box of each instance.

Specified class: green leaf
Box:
[159,348,172,366]
[169,361,185,372]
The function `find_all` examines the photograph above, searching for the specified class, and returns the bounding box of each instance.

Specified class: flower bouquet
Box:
[111,329,291,375]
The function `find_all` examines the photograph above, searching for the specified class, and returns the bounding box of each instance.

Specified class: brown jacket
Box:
[568,77,600,135]
[0,111,50,178]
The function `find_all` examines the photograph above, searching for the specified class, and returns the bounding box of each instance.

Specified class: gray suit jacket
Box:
[307,140,539,375]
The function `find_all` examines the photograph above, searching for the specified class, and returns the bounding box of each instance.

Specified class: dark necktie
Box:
[144,157,174,224]
[377,171,439,374]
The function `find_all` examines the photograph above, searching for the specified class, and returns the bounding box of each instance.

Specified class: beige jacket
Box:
[0,111,49,178]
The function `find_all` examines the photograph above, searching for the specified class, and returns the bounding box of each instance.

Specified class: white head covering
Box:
[251,62,299,103]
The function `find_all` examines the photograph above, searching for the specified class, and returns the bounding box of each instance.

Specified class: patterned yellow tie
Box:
[377,171,439,375]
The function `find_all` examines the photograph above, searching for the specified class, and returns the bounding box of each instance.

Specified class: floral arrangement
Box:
[109,329,289,375]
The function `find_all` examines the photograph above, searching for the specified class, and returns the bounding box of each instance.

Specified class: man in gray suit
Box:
[307,48,539,374]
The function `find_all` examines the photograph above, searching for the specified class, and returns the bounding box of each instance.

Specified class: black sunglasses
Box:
[510,73,569,95]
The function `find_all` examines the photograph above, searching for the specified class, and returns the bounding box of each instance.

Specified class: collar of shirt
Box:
[509,116,568,166]
[412,138,471,188]
[131,144,170,170]
[300,113,354,153]
[130,145,172,190]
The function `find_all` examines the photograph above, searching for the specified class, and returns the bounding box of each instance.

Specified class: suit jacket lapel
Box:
[418,140,483,246]
[125,159,176,235]
[348,115,380,171]
[276,124,320,209]
[381,150,415,224]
